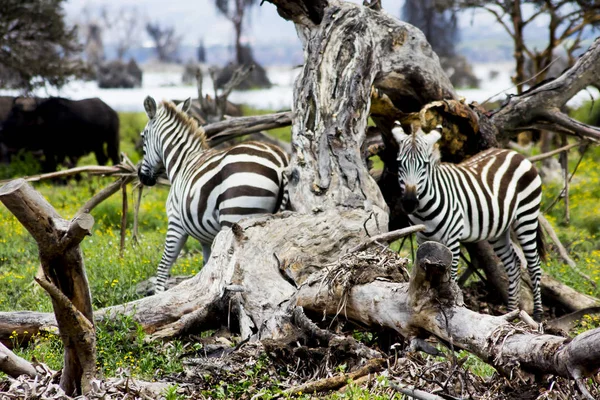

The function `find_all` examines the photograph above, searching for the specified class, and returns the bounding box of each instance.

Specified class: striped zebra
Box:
[138,96,290,292]
[393,124,546,320]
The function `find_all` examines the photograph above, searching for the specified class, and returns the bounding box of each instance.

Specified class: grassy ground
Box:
[0,106,599,398]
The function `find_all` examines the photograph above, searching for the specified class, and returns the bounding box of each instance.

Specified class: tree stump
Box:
[0,179,96,396]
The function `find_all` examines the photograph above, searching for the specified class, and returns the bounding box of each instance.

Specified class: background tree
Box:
[213,0,271,89]
[0,0,87,92]
[459,0,600,92]
[83,22,104,68]
[215,0,257,65]
[402,0,458,58]
[198,38,207,63]
[101,6,141,61]
[145,22,181,63]
[402,0,479,88]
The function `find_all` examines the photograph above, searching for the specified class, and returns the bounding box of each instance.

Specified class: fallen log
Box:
[295,242,600,384]
[0,342,37,379]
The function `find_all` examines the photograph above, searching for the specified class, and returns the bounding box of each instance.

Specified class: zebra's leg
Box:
[202,243,211,266]
[446,239,461,281]
[155,226,189,292]
[513,218,543,321]
[489,232,521,312]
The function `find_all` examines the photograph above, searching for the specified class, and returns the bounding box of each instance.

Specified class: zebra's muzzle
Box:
[138,166,157,187]
[400,186,418,214]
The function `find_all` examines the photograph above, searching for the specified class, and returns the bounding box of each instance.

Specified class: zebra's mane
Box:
[160,100,208,149]
[402,128,441,165]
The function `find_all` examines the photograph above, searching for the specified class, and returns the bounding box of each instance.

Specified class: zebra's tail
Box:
[537,222,547,263]
[278,172,290,212]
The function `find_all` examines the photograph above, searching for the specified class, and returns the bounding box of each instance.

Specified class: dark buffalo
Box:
[0,96,43,164]
[0,97,120,172]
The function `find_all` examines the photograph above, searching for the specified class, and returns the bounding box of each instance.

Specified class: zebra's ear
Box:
[144,96,157,119]
[424,128,442,148]
[392,122,408,144]
[177,97,192,113]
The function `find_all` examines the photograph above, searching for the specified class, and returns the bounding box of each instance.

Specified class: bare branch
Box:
[490,37,600,141]
[527,141,582,162]
[206,112,293,145]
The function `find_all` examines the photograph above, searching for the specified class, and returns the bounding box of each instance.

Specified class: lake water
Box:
[0,63,596,113]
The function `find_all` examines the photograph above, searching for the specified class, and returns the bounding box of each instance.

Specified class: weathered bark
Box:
[96,209,384,338]
[285,1,454,214]
[0,179,96,396]
[94,238,600,382]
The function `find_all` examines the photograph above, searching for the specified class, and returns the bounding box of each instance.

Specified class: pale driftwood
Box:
[0,179,96,396]
[94,209,384,338]
[1,211,600,388]
[0,342,37,379]
[279,1,455,214]
[1,3,599,397]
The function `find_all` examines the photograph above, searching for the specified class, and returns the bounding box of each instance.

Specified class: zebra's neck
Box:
[160,119,206,183]
[414,164,443,217]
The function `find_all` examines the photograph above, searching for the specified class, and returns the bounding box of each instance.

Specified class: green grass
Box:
[0,105,599,394]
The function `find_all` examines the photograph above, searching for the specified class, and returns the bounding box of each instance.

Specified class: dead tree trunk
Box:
[0,179,96,396]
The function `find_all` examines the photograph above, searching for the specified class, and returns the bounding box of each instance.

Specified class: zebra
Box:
[138,96,290,292]
[392,123,546,320]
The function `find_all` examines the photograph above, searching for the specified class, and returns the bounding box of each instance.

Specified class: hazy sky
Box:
[63,0,513,48]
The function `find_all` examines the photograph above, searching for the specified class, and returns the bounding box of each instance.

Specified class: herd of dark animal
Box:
[0,96,120,173]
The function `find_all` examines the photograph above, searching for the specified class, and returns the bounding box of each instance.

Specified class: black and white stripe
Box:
[138,96,289,291]
[393,124,545,320]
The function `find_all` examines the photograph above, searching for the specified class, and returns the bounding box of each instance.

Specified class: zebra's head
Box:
[138,96,192,186]
[393,123,442,214]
